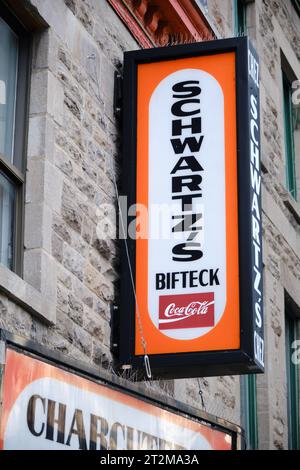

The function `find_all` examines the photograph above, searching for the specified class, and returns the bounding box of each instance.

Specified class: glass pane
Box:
[235,0,246,36]
[0,17,18,163]
[297,321,300,447]
[285,313,300,450]
[247,374,258,449]
[0,171,16,270]
[292,92,300,194]
[240,375,258,450]
[283,74,297,199]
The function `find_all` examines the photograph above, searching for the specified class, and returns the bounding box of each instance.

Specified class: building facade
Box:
[0,0,299,450]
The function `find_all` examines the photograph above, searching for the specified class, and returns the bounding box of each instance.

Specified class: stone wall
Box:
[1,0,138,368]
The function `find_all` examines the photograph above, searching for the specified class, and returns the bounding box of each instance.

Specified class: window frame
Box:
[282,70,297,200]
[285,301,300,450]
[292,0,300,18]
[234,0,247,36]
[0,2,30,275]
[241,374,258,449]
[281,52,299,202]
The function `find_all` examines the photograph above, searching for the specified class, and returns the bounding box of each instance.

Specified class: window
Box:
[234,0,247,36]
[241,375,258,449]
[0,5,29,273]
[292,0,300,18]
[285,302,300,449]
[282,69,298,200]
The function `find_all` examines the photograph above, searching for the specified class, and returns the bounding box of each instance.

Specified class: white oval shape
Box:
[148,69,226,340]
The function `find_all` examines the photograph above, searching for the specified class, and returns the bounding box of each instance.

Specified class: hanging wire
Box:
[197,378,206,410]
[112,170,152,380]
[88,52,152,380]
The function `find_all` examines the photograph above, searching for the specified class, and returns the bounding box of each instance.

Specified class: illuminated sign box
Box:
[0,347,240,450]
[118,37,264,379]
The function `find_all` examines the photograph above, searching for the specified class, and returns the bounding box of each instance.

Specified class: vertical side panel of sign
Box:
[248,41,264,369]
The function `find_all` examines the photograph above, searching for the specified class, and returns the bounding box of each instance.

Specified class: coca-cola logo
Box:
[159,293,214,330]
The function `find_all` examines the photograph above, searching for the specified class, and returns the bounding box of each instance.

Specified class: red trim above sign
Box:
[108,0,154,48]
[107,0,214,48]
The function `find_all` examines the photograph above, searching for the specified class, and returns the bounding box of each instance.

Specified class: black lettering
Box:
[171,272,180,289]
[146,434,159,450]
[66,409,87,450]
[172,193,202,212]
[27,395,45,437]
[172,175,202,193]
[89,414,108,450]
[156,273,165,290]
[139,432,158,450]
[172,243,203,262]
[171,99,200,117]
[45,399,66,444]
[171,156,203,174]
[155,269,221,289]
[199,269,209,286]
[172,213,202,232]
[181,271,189,288]
[172,117,201,136]
[137,430,143,450]
[171,135,204,154]
[158,438,173,450]
[210,269,220,285]
[190,270,198,287]
[166,272,171,289]
[110,422,125,450]
[126,426,135,450]
[172,80,201,98]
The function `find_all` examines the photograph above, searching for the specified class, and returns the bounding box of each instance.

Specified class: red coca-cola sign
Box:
[159,293,214,330]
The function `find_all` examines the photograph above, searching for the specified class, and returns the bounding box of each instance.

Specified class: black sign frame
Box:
[118,37,264,380]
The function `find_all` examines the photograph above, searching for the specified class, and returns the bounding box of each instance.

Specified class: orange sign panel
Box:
[135,52,240,355]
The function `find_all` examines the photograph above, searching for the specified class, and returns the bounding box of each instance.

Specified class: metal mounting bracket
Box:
[110,303,120,356]
[114,71,123,120]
